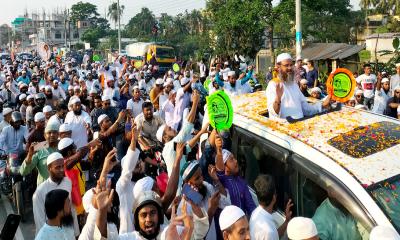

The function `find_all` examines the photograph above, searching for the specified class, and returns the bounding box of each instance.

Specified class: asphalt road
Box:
[0,192,35,240]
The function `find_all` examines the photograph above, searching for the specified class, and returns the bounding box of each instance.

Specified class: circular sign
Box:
[326,68,356,103]
[206,90,233,131]
[134,61,143,69]
[93,55,100,61]
[172,63,180,72]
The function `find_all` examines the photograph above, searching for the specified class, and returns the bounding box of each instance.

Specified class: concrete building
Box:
[366,32,400,63]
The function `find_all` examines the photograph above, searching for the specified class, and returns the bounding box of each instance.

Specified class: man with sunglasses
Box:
[384,85,400,118]
[266,53,331,120]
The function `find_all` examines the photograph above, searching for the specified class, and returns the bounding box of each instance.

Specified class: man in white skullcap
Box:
[26,112,46,149]
[43,105,53,121]
[310,87,322,100]
[370,225,400,240]
[266,53,331,120]
[51,79,67,100]
[59,123,72,139]
[126,86,144,119]
[220,69,253,97]
[0,107,12,132]
[64,97,91,149]
[150,78,164,111]
[32,152,80,236]
[372,77,391,114]
[287,217,319,240]
[384,85,400,118]
[219,205,250,240]
[390,63,400,96]
[19,93,29,120]
[159,78,173,112]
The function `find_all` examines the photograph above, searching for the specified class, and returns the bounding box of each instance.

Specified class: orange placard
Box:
[326,68,356,103]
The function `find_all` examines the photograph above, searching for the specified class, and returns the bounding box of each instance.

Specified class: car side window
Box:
[292,155,371,240]
[232,127,296,213]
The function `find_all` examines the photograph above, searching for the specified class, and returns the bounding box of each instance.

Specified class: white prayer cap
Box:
[2,107,12,116]
[381,78,389,83]
[74,86,80,91]
[45,85,52,91]
[53,80,59,84]
[19,94,27,101]
[101,95,111,102]
[148,64,153,68]
[395,85,400,91]
[70,97,81,105]
[395,63,400,68]
[156,78,164,85]
[165,78,173,86]
[59,123,72,133]
[45,122,60,133]
[287,217,318,240]
[300,79,308,85]
[310,87,322,93]
[277,53,293,63]
[222,149,232,164]
[146,69,151,74]
[169,90,176,96]
[58,137,74,151]
[46,152,63,166]
[355,89,364,95]
[128,74,135,80]
[219,205,245,231]
[21,70,26,74]
[224,61,229,65]
[296,56,303,61]
[89,88,98,94]
[210,71,216,77]
[27,95,34,101]
[180,77,190,86]
[228,71,236,77]
[98,114,109,125]
[156,124,166,143]
[223,75,228,81]
[133,176,155,199]
[43,105,52,113]
[133,85,140,90]
[34,112,46,122]
[303,58,309,63]
[370,225,400,240]
[168,70,173,75]
[68,85,74,90]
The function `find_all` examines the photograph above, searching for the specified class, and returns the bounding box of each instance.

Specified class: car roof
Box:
[231,91,400,187]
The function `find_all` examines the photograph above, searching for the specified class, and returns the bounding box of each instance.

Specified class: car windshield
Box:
[156,48,174,58]
[368,176,400,231]
[327,121,400,158]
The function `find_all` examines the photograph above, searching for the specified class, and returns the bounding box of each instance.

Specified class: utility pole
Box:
[64,9,67,48]
[295,0,302,59]
[117,0,121,54]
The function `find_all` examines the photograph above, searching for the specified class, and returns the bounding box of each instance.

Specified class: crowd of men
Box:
[0,50,398,240]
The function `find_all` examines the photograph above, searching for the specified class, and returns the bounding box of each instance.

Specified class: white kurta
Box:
[372,89,390,114]
[223,81,252,97]
[249,206,279,240]
[116,148,140,234]
[79,208,119,240]
[35,223,75,240]
[32,177,80,237]
[126,99,144,119]
[64,111,91,149]
[266,80,322,120]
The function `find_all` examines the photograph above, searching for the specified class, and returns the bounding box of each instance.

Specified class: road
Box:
[0,193,35,240]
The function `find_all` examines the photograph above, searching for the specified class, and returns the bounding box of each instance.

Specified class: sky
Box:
[1,0,360,26]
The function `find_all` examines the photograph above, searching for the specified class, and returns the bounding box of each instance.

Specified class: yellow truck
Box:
[125,42,175,72]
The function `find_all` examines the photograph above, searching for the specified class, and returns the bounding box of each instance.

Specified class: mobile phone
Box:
[0,214,21,240]
[182,184,203,205]
[174,142,187,155]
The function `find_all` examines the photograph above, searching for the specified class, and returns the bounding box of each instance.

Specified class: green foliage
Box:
[81,27,105,48]
[108,2,125,29]
[74,43,85,50]
[70,1,99,25]
[125,7,157,40]
[375,25,390,33]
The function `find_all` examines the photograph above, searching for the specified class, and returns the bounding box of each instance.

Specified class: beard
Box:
[46,93,53,99]
[73,108,82,115]
[278,71,294,83]
[61,213,74,227]
[139,224,160,240]
[230,81,236,88]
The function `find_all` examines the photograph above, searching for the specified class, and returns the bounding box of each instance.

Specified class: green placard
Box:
[332,72,352,98]
[173,63,180,72]
[204,78,211,92]
[93,54,100,61]
[207,90,233,131]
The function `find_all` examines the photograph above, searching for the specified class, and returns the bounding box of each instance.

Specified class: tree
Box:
[70,1,100,25]
[125,7,157,40]
[206,0,268,57]
[108,2,125,30]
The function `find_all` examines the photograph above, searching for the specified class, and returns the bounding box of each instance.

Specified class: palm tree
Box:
[108,2,125,30]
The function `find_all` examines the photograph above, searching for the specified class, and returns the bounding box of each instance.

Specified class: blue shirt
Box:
[306,69,318,87]
[17,76,30,85]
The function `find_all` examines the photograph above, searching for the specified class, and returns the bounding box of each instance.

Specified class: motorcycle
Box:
[8,152,25,221]
[0,150,12,196]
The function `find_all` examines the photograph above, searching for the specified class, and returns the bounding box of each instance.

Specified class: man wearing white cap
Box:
[266,53,331,120]
[21,122,59,185]
[52,79,66,100]
[384,85,400,118]
[150,78,164,111]
[287,217,319,240]
[356,63,377,110]
[372,76,391,114]
[160,89,177,127]
[43,105,53,121]
[0,107,12,132]
[159,78,174,112]
[219,205,250,240]
[139,72,155,95]
[44,85,57,107]
[299,79,310,97]
[126,86,144,119]
[59,123,72,139]
[32,152,80,236]
[221,69,253,97]
[370,225,400,240]
[26,112,46,149]
[390,63,400,96]
[172,75,197,131]
[19,93,29,120]
[64,97,91,149]
[310,87,322,100]
[103,77,120,107]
